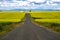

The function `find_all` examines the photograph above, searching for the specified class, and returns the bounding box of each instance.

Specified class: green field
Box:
[30,11,60,19]
[0,11,25,22]
[30,11,60,33]
[35,19,60,23]
[0,11,25,36]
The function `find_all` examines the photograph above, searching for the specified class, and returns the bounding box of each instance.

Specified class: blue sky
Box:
[0,0,60,10]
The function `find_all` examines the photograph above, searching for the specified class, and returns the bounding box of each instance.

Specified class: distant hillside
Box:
[10,9,60,11]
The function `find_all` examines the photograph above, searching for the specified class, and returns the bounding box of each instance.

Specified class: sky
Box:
[0,0,60,10]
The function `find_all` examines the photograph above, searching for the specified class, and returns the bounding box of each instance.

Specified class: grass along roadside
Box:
[0,11,25,37]
[30,12,60,34]
[34,19,60,34]
[0,22,24,38]
[0,17,25,38]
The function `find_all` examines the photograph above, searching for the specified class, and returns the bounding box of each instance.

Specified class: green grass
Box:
[0,22,19,37]
[30,11,60,33]
[0,11,25,37]
[35,19,60,23]
[30,11,60,19]
[0,11,25,22]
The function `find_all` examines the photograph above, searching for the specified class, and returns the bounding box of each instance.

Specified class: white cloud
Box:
[51,0,60,2]
[27,0,46,3]
[0,0,60,10]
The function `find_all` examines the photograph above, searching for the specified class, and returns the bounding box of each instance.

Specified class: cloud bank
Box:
[0,0,60,10]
